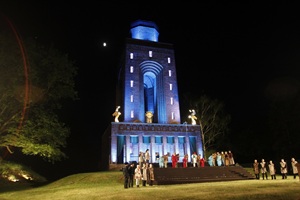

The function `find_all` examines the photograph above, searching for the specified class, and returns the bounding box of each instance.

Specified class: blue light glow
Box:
[130,20,159,42]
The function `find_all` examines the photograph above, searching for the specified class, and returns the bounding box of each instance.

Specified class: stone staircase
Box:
[153,165,255,185]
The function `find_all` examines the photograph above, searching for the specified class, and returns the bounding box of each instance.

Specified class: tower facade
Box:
[102,20,203,169]
[122,20,180,124]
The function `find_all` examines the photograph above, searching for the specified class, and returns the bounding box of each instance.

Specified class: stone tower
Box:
[102,20,203,169]
[120,20,180,124]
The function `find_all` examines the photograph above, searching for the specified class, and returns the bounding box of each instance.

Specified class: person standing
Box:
[138,151,144,167]
[159,155,164,168]
[134,164,142,187]
[280,159,287,179]
[176,153,180,168]
[145,149,150,164]
[253,159,260,179]
[291,158,298,179]
[171,152,178,168]
[207,154,213,166]
[128,162,135,187]
[295,162,300,181]
[163,154,169,168]
[212,153,217,167]
[122,162,129,189]
[197,154,201,168]
[147,163,155,186]
[268,160,276,180]
[228,150,235,166]
[182,154,188,168]
[216,152,222,166]
[260,159,268,180]
[155,152,160,163]
[224,151,230,166]
[221,151,225,166]
[200,156,206,167]
[191,152,197,167]
[141,163,148,186]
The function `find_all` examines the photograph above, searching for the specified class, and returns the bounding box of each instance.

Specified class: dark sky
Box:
[2,1,300,180]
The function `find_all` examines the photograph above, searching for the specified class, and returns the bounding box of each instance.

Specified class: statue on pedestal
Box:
[188,109,197,125]
[112,106,121,122]
[145,111,153,123]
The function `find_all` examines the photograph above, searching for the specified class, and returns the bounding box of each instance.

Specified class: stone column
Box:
[163,135,167,156]
[111,133,117,163]
[150,135,155,163]
[126,135,130,163]
[185,136,191,162]
[139,134,143,155]
[174,136,179,154]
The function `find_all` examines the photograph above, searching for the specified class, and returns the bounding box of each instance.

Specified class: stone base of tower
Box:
[101,122,203,171]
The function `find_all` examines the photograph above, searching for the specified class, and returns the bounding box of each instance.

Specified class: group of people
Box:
[191,152,205,167]
[206,151,235,167]
[138,149,150,166]
[157,152,204,168]
[123,148,300,189]
[123,149,155,188]
[122,162,155,189]
[253,158,299,180]
[122,148,242,189]
[155,150,234,168]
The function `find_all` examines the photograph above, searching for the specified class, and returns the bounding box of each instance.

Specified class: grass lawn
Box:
[0,170,300,200]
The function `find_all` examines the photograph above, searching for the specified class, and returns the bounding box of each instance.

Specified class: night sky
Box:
[1,1,300,180]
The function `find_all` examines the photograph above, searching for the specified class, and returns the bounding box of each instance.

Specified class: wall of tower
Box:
[122,39,181,124]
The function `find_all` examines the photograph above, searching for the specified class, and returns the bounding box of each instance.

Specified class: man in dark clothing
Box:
[123,162,129,188]
[128,162,135,187]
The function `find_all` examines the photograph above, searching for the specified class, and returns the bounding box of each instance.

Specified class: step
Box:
[153,166,255,185]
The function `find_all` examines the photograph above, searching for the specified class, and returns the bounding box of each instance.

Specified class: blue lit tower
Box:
[121,20,180,124]
[102,20,203,168]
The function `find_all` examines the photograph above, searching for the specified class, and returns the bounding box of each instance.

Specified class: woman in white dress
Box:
[134,165,142,187]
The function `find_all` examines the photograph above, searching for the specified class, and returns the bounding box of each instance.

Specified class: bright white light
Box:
[103,42,107,47]
[8,175,19,182]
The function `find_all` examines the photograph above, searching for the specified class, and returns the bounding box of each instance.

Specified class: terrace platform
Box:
[153,165,255,185]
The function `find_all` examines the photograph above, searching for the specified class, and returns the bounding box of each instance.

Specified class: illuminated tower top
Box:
[119,20,181,124]
[130,20,159,42]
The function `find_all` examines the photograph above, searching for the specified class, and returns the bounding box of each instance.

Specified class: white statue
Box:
[112,106,121,122]
[188,109,197,125]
